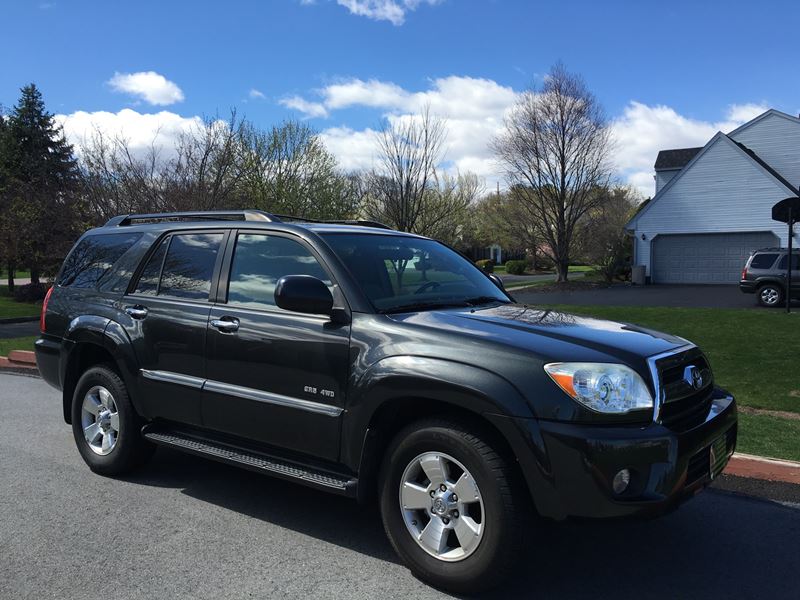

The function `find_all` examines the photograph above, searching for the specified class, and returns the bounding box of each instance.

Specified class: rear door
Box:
[122,230,227,425]
[202,230,351,461]
[777,253,800,297]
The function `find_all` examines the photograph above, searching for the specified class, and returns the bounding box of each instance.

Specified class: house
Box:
[626,109,800,284]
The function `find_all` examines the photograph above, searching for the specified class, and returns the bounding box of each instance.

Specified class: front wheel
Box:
[71,365,154,475]
[379,419,527,594]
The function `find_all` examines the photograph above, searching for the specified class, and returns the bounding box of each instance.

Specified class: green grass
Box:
[0,336,37,357]
[544,305,800,415]
[568,265,596,273]
[0,286,41,319]
[737,412,800,462]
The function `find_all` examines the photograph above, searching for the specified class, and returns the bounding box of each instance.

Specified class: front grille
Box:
[653,347,714,431]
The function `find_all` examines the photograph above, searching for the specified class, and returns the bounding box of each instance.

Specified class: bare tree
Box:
[491,63,612,281]
[414,172,481,245]
[364,106,447,232]
[473,189,543,267]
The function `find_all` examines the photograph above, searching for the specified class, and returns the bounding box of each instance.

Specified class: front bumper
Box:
[491,387,737,520]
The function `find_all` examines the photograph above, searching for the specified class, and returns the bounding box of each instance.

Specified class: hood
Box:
[390,303,688,363]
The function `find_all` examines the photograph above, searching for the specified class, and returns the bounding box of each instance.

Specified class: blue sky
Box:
[3,0,800,196]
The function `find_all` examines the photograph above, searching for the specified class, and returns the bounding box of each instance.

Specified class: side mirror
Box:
[488,273,505,290]
[275,275,334,315]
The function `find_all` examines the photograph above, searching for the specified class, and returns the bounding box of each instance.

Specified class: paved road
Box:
[0,319,39,339]
[1,373,798,599]
[512,284,780,309]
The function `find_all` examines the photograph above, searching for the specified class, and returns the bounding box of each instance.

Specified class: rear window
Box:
[59,233,142,288]
[749,253,778,269]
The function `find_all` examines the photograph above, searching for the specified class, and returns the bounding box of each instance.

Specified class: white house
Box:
[626,109,800,284]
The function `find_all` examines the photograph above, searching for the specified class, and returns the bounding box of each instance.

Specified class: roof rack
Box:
[104,210,394,230]
[271,214,393,230]
[753,247,800,253]
[105,210,276,227]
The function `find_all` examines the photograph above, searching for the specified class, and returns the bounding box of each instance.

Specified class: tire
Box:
[758,284,783,307]
[379,418,527,594]
[71,364,154,475]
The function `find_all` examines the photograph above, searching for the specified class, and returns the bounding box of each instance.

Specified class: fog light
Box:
[612,469,631,494]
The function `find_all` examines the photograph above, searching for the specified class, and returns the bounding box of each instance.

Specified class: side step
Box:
[143,428,358,497]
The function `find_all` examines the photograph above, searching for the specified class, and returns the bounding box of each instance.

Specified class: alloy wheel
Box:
[80,386,120,456]
[760,287,780,305]
[399,452,485,562]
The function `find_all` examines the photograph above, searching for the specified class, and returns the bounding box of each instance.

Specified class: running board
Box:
[142,428,358,497]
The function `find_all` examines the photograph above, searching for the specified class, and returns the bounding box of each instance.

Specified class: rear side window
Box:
[777,254,800,270]
[59,233,142,288]
[749,253,778,269]
[133,233,223,300]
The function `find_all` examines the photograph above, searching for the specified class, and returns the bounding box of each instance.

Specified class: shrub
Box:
[505,260,527,275]
[475,259,494,273]
[13,282,48,303]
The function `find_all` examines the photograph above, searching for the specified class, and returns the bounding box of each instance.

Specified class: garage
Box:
[651,232,780,284]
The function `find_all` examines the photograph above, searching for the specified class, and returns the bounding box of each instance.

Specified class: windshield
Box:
[321,233,511,313]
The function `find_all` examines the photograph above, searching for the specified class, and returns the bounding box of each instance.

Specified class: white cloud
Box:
[107,71,185,106]
[334,0,440,25]
[249,88,266,100]
[55,108,202,161]
[290,76,517,187]
[612,101,769,197]
[280,95,330,118]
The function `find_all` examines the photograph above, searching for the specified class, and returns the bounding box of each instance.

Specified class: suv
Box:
[739,247,800,307]
[36,211,737,593]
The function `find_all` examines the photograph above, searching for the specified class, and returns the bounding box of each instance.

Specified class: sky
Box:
[2,0,800,198]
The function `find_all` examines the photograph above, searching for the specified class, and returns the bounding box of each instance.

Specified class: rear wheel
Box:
[379,419,526,594]
[758,283,783,307]
[71,365,154,475]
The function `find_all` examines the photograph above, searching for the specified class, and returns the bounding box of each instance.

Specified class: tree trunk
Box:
[7,260,15,293]
[30,266,40,285]
[556,258,569,283]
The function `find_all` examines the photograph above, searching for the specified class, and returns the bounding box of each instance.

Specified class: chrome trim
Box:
[203,379,343,417]
[140,369,205,389]
[646,344,696,423]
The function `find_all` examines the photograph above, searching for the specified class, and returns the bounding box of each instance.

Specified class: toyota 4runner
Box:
[36,210,737,594]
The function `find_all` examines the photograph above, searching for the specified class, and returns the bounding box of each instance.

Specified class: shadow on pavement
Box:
[127,447,800,599]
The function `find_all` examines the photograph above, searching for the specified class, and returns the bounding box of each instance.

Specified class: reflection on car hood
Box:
[390,303,689,360]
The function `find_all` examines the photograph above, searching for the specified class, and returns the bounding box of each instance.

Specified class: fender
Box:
[341,355,535,472]
[103,319,145,414]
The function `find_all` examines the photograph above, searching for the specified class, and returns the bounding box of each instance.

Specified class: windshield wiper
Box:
[379,300,472,314]
[462,296,511,307]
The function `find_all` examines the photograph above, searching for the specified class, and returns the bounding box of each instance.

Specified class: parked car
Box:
[36,211,737,594]
[739,247,800,307]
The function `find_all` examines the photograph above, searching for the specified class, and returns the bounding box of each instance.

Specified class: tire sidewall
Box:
[71,365,141,474]
[379,423,514,590]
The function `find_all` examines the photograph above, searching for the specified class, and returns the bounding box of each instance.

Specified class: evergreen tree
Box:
[3,84,83,285]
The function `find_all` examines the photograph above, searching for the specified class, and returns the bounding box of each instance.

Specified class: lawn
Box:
[0,336,37,357]
[542,305,800,460]
[0,285,41,319]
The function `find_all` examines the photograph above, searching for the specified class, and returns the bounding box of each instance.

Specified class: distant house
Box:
[626,109,800,284]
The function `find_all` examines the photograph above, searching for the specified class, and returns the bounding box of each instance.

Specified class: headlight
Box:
[544,362,653,414]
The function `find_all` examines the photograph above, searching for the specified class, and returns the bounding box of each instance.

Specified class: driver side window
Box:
[227,234,333,310]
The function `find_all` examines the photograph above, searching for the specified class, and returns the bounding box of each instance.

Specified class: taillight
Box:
[741,267,748,280]
[40,286,54,333]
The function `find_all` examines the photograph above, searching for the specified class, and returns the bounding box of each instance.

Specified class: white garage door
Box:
[652,232,780,284]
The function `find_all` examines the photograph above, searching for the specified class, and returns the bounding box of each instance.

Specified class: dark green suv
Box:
[739,248,800,307]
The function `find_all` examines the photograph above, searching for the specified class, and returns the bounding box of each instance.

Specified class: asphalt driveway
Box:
[1,372,799,599]
[513,284,776,309]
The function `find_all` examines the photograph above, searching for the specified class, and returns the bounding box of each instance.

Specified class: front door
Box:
[122,230,226,425]
[203,231,350,461]
[778,253,800,298]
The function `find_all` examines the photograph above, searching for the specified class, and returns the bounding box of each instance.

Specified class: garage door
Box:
[652,232,779,284]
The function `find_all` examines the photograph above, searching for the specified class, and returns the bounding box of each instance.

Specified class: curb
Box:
[0,350,38,375]
[725,453,800,485]
[0,316,39,324]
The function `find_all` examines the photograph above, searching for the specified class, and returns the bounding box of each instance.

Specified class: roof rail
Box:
[271,214,393,230]
[753,247,800,253]
[105,210,276,227]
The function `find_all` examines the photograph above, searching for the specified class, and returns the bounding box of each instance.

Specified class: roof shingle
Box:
[654,147,703,170]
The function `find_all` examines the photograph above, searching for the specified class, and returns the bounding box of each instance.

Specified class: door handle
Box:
[125,305,148,319]
[211,318,240,333]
